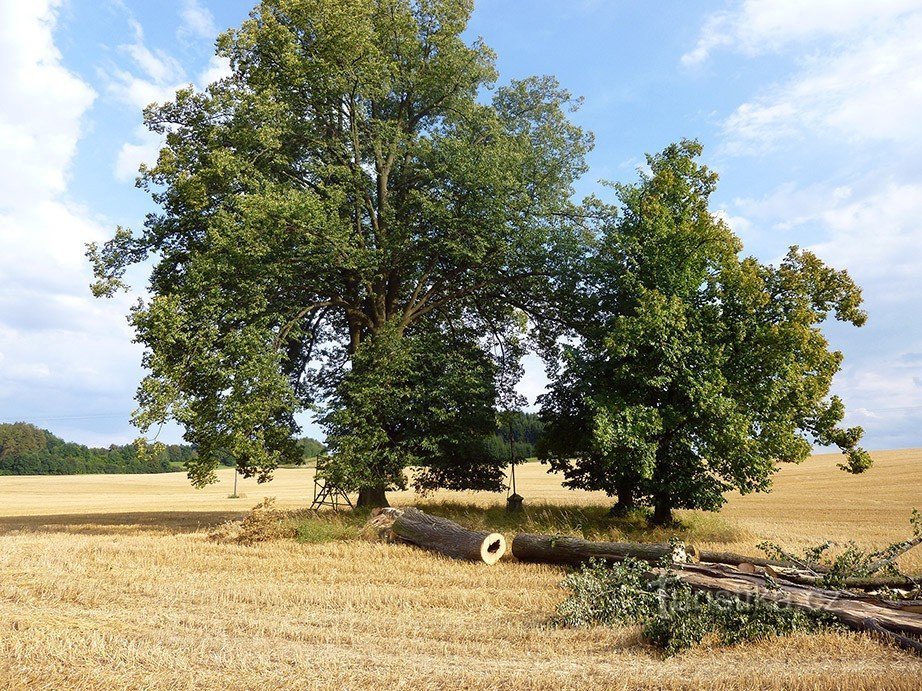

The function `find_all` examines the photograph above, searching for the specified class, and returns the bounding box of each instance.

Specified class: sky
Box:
[1,0,921,450]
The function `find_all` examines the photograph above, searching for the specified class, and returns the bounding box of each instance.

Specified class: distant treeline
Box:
[0,422,326,476]
[0,416,532,476]
[485,412,544,462]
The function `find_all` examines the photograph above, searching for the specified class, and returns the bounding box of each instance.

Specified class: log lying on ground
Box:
[763,568,920,591]
[512,534,838,573]
[676,561,922,654]
[513,531,922,655]
[697,548,829,573]
[512,533,699,566]
[370,507,506,565]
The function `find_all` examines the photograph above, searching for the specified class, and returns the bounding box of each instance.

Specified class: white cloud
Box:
[683,0,921,65]
[0,1,145,440]
[106,18,187,110]
[731,180,922,301]
[108,14,232,184]
[178,0,218,42]
[835,355,922,449]
[725,174,922,449]
[721,16,922,154]
[104,16,192,182]
[0,1,96,208]
[808,182,922,300]
[199,54,232,87]
[115,127,163,182]
[714,208,752,239]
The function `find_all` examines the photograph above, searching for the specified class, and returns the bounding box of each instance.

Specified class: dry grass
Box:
[1,449,921,689]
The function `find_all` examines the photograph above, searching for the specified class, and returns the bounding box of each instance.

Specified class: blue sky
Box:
[1,0,921,450]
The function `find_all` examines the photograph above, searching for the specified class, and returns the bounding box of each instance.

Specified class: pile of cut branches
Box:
[515,511,922,655]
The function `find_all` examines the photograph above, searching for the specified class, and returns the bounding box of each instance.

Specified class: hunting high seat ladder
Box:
[310,456,353,510]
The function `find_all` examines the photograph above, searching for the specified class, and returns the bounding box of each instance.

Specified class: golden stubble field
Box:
[1,449,921,690]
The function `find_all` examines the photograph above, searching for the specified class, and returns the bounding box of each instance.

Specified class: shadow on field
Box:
[0,511,244,535]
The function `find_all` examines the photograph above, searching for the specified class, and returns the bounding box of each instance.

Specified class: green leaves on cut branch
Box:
[556,558,838,656]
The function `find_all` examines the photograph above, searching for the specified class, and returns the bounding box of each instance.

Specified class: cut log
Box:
[370,507,506,565]
[512,533,698,566]
[764,568,920,591]
[513,532,922,654]
[697,549,830,573]
[674,561,922,643]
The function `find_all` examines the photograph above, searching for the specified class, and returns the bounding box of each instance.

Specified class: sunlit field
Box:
[1,450,921,689]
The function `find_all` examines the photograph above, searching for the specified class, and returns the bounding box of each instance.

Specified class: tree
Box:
[88,0,591,505]
[538,140,871,524]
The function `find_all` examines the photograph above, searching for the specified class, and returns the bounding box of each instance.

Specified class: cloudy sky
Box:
[1,0,920,449]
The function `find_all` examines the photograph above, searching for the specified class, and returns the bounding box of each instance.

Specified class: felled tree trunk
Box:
[512,533,699,566]
[675,562,922,653]
[370,507,506,565]
[512,531,922,655]
[696,549,829,573]
[765,570,919,590]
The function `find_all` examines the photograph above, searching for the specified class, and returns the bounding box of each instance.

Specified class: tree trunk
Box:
[609,483,636,517]
[696,549,829,573]
[651,500,673,526]
[369,507,506,564]
[512,533,698,566]
[675,562,922,650]
[356,484,388,509]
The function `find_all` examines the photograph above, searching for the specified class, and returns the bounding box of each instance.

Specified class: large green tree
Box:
[538,140,871,524]
[89,0,590,505]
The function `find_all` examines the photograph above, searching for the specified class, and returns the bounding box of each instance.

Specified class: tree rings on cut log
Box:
[478,533,507,565]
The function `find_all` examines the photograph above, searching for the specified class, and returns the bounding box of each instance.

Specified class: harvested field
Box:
[1,449,921,689]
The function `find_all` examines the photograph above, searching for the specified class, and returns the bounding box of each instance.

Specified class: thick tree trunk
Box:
[369,507,506,564]
[512,534,698,566]
[356,484,389,509]
[675,562,922,651]
[651,500,673,526]
[609,483,636,517]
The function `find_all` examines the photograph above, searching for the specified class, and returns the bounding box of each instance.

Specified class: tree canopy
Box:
[88,0,590,504]
[538,141,871,524]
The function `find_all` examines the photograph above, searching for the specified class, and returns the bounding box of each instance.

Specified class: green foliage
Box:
[556,559,837,655]
[556,558,659,628]
[485,412,544,462]
[539,140,870,522]
[0,422,190,476]
[321,324,504,495]
[297,436,326,460]
[758,509,922,589]
[88,0,590,499]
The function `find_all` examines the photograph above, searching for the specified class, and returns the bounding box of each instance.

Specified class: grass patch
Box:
[287,500,746,547]
[411,500,745,545]
[295,511,366,544]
